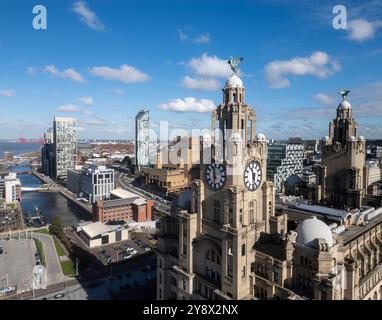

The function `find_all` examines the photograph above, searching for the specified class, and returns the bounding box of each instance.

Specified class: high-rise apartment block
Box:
[135,110,150,169]
[53,117,77,180]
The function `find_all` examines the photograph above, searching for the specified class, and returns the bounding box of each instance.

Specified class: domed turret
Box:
[296,216,333,248]
[224,74,243,88]
[338,100,351,110]
[255,133,266,141]
[348,135,356,142]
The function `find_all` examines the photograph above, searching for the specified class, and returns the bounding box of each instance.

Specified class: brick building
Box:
[93,188,153,223]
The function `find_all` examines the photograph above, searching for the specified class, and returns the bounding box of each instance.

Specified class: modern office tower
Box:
[267,143,304,193]
[53,117,77,180]
[135,110,150,169]
[370,146,382,159]
[317,93,367,208]
[4,173,21,204]
[67,165,114,204]
[41,127,55,177]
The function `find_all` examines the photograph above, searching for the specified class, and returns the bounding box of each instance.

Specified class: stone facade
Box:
[156,76,382,300]
[316,97,367,209]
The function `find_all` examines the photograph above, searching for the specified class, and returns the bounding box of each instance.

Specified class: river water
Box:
[13,166,89,227]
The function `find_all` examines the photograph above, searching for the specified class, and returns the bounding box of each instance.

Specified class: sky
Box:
[0,0,381,140]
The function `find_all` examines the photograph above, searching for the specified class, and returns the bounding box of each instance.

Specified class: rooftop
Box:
[291,202,352,221]
[111,188,142,199]
[341,211,382,244]
[81,222,112,238]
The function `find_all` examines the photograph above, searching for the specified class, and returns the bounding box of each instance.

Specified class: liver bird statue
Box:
[228,56,243,74]
[338,89,350,101]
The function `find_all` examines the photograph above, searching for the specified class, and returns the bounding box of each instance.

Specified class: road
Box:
[115,172,171,215]
[32,232,69,285]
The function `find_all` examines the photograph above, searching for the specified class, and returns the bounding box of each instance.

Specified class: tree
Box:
[49,216,63,237]
[121,156,132,167]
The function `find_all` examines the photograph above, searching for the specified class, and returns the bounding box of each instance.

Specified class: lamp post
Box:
[75,258,79,277]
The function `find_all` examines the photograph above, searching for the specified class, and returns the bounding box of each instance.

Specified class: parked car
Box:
[123,254,132,260]
[126,247,137,255]
[54,293,65,299]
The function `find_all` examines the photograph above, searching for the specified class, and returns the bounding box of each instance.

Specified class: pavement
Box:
[0,239,37,293]
[34,267,156,300]
[32,232,69,285]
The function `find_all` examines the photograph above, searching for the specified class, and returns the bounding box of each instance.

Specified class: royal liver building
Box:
[156,61,382,300]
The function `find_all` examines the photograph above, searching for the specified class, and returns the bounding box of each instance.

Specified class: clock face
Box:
[244,161,262,191]
[205,163,226,191]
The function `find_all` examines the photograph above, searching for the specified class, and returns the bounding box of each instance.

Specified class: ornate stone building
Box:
[156,72,382,300]
[316,93,368,209]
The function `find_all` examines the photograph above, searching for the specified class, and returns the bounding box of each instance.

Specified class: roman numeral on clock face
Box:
[243,161,262,191]
[205,163,226,191]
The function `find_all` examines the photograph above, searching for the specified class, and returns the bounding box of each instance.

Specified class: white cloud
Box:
[44,65,84,83]
[265,51,341,88]
[27,66,38,75]
[194,33,211,44]
[158,97,216,113]
[181,76,220,91]
[72,0,105,31]
[187,53,232,78]
[111,88,125,95]
[86,118,104,126]
[79,96,94,106]
[77,126,85,132]
[57,104,81,112]
[90,64,150,83]
[57,104,92,115]
[0,89,16,98]
[313,93,335,105]
[347,19,382,42]
[178,28,188,40]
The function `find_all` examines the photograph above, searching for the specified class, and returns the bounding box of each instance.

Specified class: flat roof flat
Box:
[81,222,112,238]
[111,188,142,199]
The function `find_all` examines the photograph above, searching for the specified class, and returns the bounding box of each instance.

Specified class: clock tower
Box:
[156,63,285,301]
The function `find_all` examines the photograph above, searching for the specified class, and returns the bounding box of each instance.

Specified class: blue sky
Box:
[0,0,381,140]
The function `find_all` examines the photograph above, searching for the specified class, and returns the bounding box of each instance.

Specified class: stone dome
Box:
[322,136,330,142]
[255,133,266,141]
[348,135,356,142]
[359,136,366,141]
[225,74,243,88]
[338,100,351,110]
[296,216,333,248]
